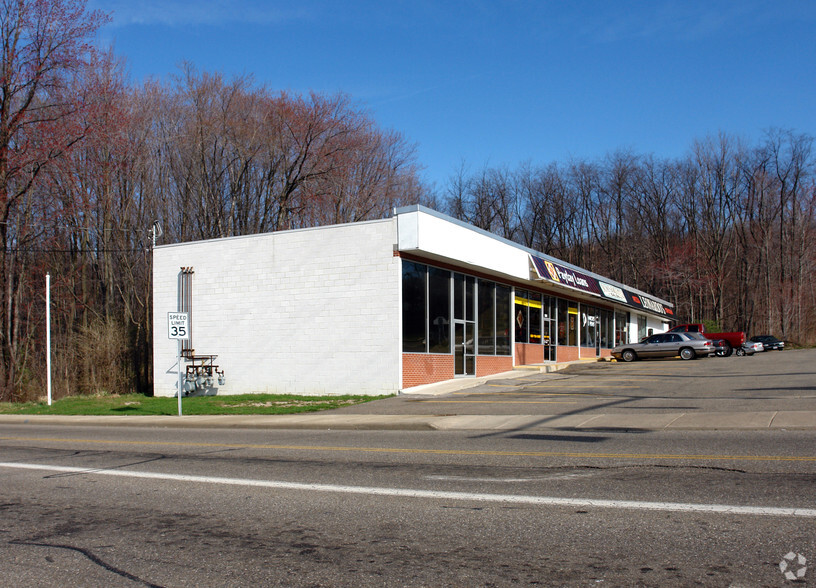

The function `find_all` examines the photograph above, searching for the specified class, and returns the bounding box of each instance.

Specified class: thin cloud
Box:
[89,0,314,28]
[573,0,816,44]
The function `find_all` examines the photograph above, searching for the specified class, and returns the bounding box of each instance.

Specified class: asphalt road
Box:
[1,350,815,587]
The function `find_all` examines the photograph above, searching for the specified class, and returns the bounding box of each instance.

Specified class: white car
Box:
[737,341,764,356]
[612,332,715,362]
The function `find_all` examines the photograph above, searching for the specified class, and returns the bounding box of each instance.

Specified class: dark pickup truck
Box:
[667,324,746,357]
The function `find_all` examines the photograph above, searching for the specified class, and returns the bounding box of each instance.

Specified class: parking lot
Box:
[337,349,816,422]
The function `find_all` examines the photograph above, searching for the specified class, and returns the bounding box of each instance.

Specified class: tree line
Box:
[1,0,813,401]
[0,1,420,401]
[444,130,815,344]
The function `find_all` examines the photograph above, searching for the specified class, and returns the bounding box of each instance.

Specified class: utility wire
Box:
[3,248,149,253]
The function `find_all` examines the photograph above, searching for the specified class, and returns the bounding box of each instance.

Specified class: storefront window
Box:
[428,267,451,353]
[403,263,539,358]
[638,314,648,341]
[514,289,528,344]
[600,309,614,348]
[402,261,426,352]
[615,311,629,345]
[453,273,464,321]
[528,291,542,344]
[478,280,495,355]
[568,302,578,346]
[557,298,567,346]
[496,285,511,355]
[581,306,597,348]
[466,276,475,322]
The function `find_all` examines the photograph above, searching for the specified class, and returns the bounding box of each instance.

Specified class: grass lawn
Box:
[0,393,388,416]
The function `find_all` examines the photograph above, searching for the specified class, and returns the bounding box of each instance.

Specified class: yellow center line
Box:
[2,435,816,463]
[573,379,644,382]
[455,391,608,398]
[520,385,641,389]
[419,400,580,404]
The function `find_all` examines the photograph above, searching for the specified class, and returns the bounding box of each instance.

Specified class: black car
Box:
[749,335,785,351]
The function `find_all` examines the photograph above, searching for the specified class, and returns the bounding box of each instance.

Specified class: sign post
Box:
[46,273,52,406]
[168,312,189,416]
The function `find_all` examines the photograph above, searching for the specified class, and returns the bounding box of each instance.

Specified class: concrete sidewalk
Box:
[1,410,815,431]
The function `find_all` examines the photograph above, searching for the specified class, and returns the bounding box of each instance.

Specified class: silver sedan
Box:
[612,332,715,362]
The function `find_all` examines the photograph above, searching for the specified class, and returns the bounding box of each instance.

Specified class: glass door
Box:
[454,273,476,376]
[542,317,556,361]
[454,322,475,376]
[542,296,555,361]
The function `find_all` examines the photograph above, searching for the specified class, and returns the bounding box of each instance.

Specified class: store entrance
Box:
[543,317,556,361]
[454,321,475,375]
[453,273,476,376]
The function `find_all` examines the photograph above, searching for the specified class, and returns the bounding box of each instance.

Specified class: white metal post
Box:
[46,273,52,406]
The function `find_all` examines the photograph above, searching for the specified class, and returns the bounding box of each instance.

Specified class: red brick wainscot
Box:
[475,355,514,377]
[515,343,545,366]
[554,346,612,361]
[556,346,581,362]
[402,354,455,388]
[402,353,517,388]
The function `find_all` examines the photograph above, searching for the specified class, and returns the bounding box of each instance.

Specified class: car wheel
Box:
[735,347,746,356]
[680,347,695,360]
[621,349,637,362]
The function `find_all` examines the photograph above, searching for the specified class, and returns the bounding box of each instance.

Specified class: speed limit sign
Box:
[168,312,189,339]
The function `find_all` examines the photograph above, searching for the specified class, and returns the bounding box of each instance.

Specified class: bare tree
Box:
[0,0,108,400]
[439,132,816,343]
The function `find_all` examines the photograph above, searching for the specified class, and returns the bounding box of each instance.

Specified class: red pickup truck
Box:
[667,324,746,357]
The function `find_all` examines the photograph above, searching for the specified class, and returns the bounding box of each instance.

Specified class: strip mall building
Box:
[152,206,673,397]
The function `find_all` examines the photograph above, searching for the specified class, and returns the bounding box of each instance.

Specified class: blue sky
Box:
[89,0,816,192]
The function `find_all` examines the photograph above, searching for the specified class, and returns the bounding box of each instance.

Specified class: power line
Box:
[3,248,149,253]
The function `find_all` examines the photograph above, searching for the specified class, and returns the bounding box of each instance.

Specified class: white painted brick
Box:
[153,219,401,398]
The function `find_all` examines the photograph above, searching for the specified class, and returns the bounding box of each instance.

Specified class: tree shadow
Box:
[507,433,610,443]
[111,405,140,413]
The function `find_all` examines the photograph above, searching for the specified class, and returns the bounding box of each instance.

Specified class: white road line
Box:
[3,461,815,518]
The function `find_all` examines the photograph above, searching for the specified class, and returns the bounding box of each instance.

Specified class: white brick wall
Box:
[153,218,401,397]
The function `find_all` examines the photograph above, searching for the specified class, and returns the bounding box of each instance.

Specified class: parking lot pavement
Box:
[320,348,816,430]
[1,349,814,431]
